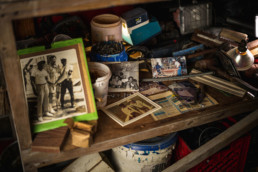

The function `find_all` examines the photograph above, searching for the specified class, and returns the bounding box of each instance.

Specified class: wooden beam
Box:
[163,109,258,172]
[0,18,32,158]
[0,0,168,20]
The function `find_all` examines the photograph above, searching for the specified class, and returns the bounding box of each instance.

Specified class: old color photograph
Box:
[151,56,187,78]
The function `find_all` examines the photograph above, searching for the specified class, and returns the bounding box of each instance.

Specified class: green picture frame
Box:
[18,38,97,133]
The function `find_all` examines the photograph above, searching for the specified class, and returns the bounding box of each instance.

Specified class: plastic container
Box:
[91,14,122,43]
[111,133,177,172]
[88,62,111,108]
[174,118,251,172]
[174,135,251,172]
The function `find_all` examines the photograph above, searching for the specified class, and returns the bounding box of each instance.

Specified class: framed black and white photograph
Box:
[19,40,97,133]
[101,92,161,127]
[150,56,187,78]
[106,62,139,92]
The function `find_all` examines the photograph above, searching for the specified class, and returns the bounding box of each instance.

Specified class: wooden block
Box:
[62,133,78,151]
[70,129,92,148]
[250,47,258,58]
[31,126,69,153]
[220,28,248,43]
[247,39,258,50]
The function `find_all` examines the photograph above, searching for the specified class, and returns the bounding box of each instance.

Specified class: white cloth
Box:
[31,69,49,85]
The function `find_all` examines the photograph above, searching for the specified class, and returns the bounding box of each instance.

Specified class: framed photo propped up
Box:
[18,39,97,133]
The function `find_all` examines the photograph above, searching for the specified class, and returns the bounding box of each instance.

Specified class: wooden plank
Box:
[31,126,69,153]
[62,153,103,172]
[163,109,258,172]
[190,69,246,97]
[0,0,168,20]
[0,19,32,171]
[219,28,248,43]
[0,20,32,149]
[21,98,258,170]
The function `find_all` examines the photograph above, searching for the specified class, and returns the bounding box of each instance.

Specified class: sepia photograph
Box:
[150,56,187,78]
[19,43,96,132]
[106,62,139,92]
[101,92,161,127]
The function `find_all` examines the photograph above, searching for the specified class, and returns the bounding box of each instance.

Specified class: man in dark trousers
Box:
[55,58,74,109]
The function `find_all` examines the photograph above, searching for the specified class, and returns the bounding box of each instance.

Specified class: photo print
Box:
[19,43,96,132]
[101,92,161,127]
[106,61,139,92]
[151,56,187,78]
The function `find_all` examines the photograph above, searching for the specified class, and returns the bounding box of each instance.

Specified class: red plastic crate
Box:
[174,134,251,172]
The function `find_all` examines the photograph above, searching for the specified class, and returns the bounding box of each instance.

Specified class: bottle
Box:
[227,40,254,71]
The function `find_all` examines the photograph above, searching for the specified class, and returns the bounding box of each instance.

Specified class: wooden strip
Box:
[21,98,258,170]
[186,48,217,59]
[219,28,248,43]
[0,19,32,172]
[163,109,258,172]
[191,69,243,90]
[250,47,258,58]
[191,77,245,97]
[0,20,32,149]
[247,39,258,50]
[202,75,243,90]
[190,69,246,97]
[0,0,168,20]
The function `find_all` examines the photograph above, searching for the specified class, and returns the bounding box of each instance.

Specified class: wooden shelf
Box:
[0,0,168,20]
[22,89,258,170]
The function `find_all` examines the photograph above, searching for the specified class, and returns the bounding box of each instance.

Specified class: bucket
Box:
[111,132,177,172]
[91,14,122,43]
[88,62,111,108]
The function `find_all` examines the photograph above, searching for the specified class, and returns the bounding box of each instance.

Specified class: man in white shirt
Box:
[31,59,53,122]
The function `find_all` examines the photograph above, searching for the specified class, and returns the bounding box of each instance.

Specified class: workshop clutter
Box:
[10,2,258,171]
[111,132,177,172]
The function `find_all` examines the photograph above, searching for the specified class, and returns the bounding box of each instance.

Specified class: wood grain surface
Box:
[0,0,168,20]
[0,20,32,150]
[31,126,69,153]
